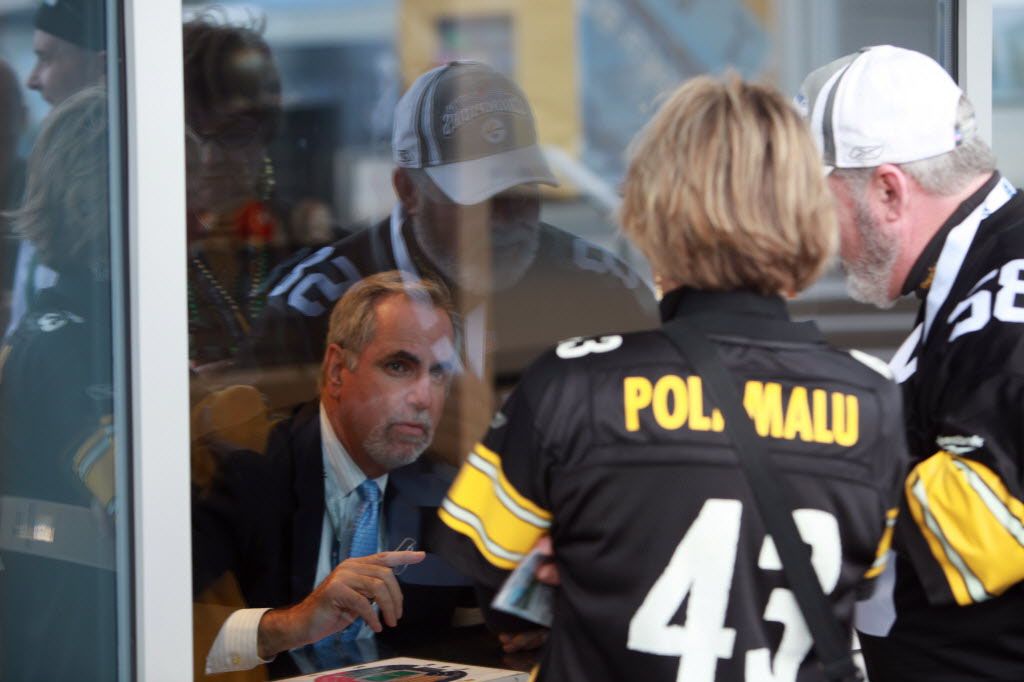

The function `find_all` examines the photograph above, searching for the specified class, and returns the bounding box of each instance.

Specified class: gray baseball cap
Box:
[392,61,558,206]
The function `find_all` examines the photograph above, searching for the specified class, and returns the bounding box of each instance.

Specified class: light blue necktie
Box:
[310,479,382,668]
[340,479,381,639]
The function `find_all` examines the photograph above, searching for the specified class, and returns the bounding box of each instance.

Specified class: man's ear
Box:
[322,343,346,395]
[873,164,913,223]
[393,167,419,215]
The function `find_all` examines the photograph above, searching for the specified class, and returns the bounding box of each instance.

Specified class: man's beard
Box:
[363,413,433,471]
[412,217,540,294]
[843,192,900,309]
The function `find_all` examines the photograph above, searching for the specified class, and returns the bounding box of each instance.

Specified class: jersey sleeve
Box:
[857,376,908,596]
[436,357,559,589]
[899,369,1024,606]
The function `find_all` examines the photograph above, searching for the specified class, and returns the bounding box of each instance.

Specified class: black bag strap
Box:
[661,318,863,682]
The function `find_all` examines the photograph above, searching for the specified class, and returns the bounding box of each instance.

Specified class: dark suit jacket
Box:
[192,401,472,677]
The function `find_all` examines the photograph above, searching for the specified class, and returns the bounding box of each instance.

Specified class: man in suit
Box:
[193,271,470,678]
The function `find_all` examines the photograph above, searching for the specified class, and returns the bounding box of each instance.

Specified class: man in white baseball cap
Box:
[800,45,1024,681]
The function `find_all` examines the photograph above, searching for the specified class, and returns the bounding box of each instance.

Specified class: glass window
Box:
[994,0,1024,186]
[0,0,128,679]
[183,2,958,679]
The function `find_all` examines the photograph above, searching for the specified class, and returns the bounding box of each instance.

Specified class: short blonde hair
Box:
[620,74,837,296]
[9,86,109,267]
[324,270,460,368]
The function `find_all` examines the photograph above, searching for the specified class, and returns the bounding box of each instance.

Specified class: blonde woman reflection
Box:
[0,86,117,681]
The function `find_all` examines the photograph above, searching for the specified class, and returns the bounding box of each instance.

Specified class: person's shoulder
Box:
[389,457,459,504]
[265,218,390,300]
[518,327,667,388]
[784,342,902,407]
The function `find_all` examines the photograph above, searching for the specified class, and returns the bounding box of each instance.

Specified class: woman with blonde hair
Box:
[0,86,117,680]
[436,75,906,681]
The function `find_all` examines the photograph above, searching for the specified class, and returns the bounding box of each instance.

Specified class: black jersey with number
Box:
[436,289,906,682]
[242,216,658,381]
[858,175,1024,682]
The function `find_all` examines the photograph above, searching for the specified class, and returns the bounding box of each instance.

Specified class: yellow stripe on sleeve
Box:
[440,443,551,571]
[905,450,1024,605]
[473,443,553,522]
[438,506,519,571]
[863,507,899,579]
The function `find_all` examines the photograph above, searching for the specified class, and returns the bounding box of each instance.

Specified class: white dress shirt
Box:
[205,404,387,674]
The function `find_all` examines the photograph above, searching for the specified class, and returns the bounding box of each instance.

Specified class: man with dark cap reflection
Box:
[7,0,106,338]
[26,0,106,106]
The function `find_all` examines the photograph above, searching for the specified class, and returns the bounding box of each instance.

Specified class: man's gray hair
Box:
[324,270,461,370]
[833,96,996,197]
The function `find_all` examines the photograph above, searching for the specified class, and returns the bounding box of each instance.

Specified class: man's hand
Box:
[256,550,425,659]
[533,536,560,586]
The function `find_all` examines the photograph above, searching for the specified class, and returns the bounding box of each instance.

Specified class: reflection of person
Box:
[245,61,658,461]
[800,45,1024,682]
[26,0,106,106]
[0,59,27,333]
[0,86,115,681]
[7,0,105,337]
[436,75,907,681]
[195,272,473,678]
[183,15,286,368]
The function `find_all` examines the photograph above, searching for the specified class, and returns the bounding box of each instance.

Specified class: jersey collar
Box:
[902,172,1002,298]
[659,287,826,344]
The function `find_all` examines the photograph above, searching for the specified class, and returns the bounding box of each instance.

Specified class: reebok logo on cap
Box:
[799,45,968,172]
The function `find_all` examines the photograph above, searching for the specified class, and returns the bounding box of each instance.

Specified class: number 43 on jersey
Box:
[628,498,842,682]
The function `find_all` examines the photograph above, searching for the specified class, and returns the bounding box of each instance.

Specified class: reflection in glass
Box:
[0,83,118,679]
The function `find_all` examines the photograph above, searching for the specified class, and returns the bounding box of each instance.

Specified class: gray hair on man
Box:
[323,270,462,374]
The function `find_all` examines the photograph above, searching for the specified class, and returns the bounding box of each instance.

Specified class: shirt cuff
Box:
[205,607,274,674]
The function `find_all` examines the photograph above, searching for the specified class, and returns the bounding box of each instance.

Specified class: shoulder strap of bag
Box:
[660,317,863,682]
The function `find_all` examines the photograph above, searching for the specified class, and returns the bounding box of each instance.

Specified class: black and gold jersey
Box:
[859,175,1024,682]
[436,289,906,682]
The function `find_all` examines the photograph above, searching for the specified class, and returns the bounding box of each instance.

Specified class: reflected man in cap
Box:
[801,45,1024,682]
[247,61,657,465]
[27,0,106,106]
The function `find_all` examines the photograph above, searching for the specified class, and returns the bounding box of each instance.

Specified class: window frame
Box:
[124,0,192,679]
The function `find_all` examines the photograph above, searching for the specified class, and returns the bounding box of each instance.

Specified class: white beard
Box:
[843,194,900,309]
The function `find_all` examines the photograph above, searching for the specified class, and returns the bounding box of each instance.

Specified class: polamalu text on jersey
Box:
[623,374,859,446]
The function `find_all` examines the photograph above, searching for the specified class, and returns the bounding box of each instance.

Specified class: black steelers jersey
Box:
[858,174,1024,682]
[436,289,906,682]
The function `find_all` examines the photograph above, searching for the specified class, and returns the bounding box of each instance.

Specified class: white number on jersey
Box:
[627,498,843,682]
[947,259,1024,342]
[555,335,623,359]
[269,247,361,317]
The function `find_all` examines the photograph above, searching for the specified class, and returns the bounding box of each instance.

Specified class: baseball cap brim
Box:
[424,143,558,206]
